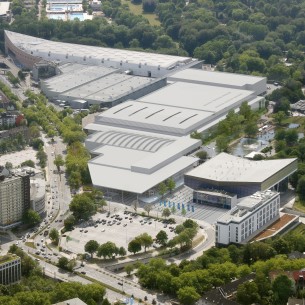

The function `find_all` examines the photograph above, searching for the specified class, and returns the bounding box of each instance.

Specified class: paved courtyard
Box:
[0,147,37,167]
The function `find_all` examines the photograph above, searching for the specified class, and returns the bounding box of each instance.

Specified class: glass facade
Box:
[0,257,21,285]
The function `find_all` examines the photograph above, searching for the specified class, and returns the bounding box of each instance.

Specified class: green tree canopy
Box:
[85,240,99,258]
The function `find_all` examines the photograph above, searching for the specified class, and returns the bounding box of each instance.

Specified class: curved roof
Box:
[87,130,173,152]
[186,153,297,184]
[5,30,192,69]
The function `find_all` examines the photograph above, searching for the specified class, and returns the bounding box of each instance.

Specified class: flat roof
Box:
[217,190,278,224]
[95,100,212,135]
[140,82,254,112]
[89,155,196,193]
[86,124,200,193]
[63,75,153,102]
[5,30,192,69]
[0,254,20,265]
[0,2,10,15]
[53,298,87,305]
[186,153,297,183]
[168,68,266,86]
[30,177,46,200]
[43,65,116,93]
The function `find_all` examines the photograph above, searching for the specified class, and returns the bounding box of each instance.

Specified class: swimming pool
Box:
[47,12,85,21]
[69,12,85,20]
[47,13,66,20]
[48,3,82,11]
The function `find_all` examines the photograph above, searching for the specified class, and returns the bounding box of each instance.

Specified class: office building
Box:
[216,190,280,245]
[0,254,21,285]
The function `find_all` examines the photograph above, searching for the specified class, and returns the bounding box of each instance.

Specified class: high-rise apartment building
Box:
[0,167,30,230]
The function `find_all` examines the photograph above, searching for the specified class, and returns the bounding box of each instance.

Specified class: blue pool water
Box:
[47,13,66,20]
[47,12,85,21]
[69,13,85,20]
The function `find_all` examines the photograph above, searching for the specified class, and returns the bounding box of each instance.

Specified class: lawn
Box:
[293,199,305,214]
[283,222,305,236]
[281,116,305,133]
[122,0,160,26]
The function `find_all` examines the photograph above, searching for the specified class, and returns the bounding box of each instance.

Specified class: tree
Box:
[138,233,153,252]
[64,215,76,231]
[177,286,200,305]
[29,125,40,138]
[181,207,187,217]
[156,230,168,246]
[97,242,119,259]
[49,228,59,245]
[67,259,77,271]
[274,111,287,125]
[158,182,167,198]
[166,178,176,194]
[125,264,134,276]
[143,204,153,216]
[57,257,69,270]
[239,102,252,120]
[69,193,97,220]
[128,239,142,254]
[68,171,82,189]
[244,121,258,138]
[272,275,294,305]
[216,135,230,153]
[5,162,13,170]
[297,176,305,200]
[23,209,41,227]
[142,0,156,13]
[85,240,99,258]
[196,151,208,162]
[118,246,126,256]
[36,148,47,168]
[101,299,111,305]
[54,154,65,175]
[21,160,35,168]
[236,281,261,305]
[132,200,138,213]
[162,208,171,219]
[31,138,44,149]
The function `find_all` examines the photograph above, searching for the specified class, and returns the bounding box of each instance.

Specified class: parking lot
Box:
[63,210,179,255]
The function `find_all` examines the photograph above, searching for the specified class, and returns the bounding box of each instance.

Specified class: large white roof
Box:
[94,100,212,135]
[186,153,297,183]
[85,124,200,193]
[43,64,116,93]
[89,154,196,194]
[140,82,255,112]
[168,69,266,86]
[5,30,191,69]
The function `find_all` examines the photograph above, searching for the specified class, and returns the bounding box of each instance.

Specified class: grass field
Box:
[293,199,305,213]
[284,222,305,235]
[122,0,160,26]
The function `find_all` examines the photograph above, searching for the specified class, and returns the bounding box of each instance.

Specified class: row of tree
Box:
[3,245,109,305]
[84,240,126,259]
